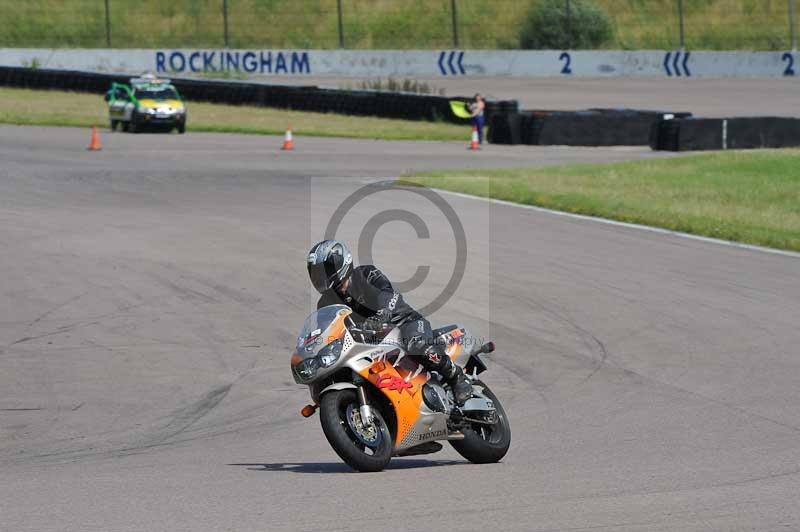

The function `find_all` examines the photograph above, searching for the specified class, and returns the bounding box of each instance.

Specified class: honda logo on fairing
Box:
[419,429,447,441]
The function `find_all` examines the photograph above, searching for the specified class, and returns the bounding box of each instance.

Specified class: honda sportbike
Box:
[290,304,511,472]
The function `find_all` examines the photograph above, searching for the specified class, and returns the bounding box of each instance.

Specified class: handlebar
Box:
[349,322,394,341]
[346,315,411,343]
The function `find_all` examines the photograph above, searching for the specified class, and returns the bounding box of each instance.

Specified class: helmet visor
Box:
[308,261,334,293]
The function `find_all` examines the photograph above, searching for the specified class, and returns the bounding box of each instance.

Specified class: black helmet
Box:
[307,240,353,294]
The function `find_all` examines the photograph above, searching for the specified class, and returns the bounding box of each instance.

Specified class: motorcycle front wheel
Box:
[319,389,393,472]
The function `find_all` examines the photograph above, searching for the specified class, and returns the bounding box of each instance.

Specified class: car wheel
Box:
[110,119,118,132]
[122,121,130,133]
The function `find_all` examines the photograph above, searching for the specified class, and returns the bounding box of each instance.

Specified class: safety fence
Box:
[0,0,796,51]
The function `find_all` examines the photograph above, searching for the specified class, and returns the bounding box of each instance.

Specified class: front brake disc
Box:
[345,403,381,448]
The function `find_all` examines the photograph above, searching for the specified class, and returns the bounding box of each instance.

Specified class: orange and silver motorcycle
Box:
[291,304,510,472]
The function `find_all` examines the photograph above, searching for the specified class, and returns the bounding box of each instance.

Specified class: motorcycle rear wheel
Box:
[450,382,511,464]
[319,389,393,472]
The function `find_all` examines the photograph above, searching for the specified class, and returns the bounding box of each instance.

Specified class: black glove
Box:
[362,309,391,333]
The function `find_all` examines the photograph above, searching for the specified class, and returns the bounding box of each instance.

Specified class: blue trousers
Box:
[472,115,485,144]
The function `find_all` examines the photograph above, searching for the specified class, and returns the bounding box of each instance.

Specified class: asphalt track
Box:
[260,76,800,118]
[2,124,800,532]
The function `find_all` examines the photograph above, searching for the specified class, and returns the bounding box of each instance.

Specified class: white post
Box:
[722,119,728,150]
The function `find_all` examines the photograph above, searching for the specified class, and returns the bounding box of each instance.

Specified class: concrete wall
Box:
[1,48,797,79]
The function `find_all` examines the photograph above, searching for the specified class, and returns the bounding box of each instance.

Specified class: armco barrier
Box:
[0,66,516,125]
[650,117,800,151]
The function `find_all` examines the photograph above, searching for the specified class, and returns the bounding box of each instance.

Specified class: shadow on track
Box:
[229,459,463,474]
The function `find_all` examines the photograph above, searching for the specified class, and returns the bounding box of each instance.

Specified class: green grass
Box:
[401,151,800,252]
[0,0,793,50]
[0,87,468,141]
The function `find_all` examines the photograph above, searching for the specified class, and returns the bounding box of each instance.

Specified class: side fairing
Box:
[357,349,448,451]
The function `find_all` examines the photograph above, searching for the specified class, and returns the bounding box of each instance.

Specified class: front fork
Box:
[357,385,375,426]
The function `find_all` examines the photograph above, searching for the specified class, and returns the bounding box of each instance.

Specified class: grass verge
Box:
[401,151,800,252]
[0,87,468,142]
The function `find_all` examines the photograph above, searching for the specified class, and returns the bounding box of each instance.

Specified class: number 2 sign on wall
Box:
[559,52,572,75]
[782,52,795,76]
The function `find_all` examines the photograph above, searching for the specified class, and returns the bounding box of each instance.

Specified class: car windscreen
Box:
[134,87,179,100]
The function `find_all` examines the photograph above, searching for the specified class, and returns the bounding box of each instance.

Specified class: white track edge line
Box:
[431,188,800,260]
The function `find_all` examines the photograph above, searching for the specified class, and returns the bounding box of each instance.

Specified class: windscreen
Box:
[295,304,351,358]
[134,87,179,100]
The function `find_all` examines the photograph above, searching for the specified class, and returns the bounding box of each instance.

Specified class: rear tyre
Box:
[177,122,186,134]
[121,121,130,133]
[449,382,510,464]
[319,389,393,472]
[110,119,118,132]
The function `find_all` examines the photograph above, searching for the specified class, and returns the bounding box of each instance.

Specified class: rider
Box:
[307,239,473,405]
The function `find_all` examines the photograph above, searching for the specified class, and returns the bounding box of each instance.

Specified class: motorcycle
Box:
[290,304,511,472]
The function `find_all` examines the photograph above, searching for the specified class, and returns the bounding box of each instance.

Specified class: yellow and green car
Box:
[105,75,186,133]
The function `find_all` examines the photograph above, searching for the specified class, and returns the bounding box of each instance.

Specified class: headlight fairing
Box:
[295,357,320,381]
[318,338,343,368]
[293,338,343,382]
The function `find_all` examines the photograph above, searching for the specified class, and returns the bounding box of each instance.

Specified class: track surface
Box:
[2,125,800,532]
[259,76,800,118]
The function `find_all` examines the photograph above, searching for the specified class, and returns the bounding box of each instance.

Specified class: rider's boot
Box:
[444,361,473,406]
[423,345,473,406]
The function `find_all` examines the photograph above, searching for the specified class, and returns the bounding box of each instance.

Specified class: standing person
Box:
[469,93,485,145]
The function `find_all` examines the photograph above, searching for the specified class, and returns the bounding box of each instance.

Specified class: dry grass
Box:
[0,87,467,141]
[0,0,792,50]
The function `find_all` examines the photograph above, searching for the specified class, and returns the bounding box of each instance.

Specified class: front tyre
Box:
[319,389,393,472]
[450,382,511,464]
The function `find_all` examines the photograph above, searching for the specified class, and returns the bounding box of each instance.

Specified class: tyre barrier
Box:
[490,108,691,146]
[0,66,516,125]
[649,117,800,151]
[487,112,523,145]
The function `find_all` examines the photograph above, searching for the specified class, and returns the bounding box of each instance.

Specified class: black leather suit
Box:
[316,265,447,374]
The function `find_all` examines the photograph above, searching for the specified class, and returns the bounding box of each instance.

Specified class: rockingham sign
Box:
[155,50,310,74]
[0,48,796,78]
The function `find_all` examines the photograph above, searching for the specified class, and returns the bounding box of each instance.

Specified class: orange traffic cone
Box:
[468,125,480,151]
[281,127,294,151]
[87,125,101,151]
